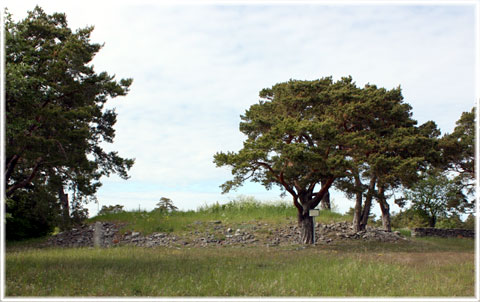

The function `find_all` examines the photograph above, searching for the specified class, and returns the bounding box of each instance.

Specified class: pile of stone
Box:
[121,231,180,247]
[45,220,406,248]
[46,222,121,248]
[316,222,406,243]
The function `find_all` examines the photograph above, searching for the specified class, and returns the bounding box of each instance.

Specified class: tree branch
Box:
[5,154,21,182]
[6,157,43,197]
[309,176,335,209]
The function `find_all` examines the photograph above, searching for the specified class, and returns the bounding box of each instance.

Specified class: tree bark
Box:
[5,154,21,183]
[58,186,71,231]
[319,179,331,210]
[377,185,391,232]
[294,177,334,244]
[352,174,363,232]
[359,196,372,231]
[319,190,331,210]
[298,210,314,244]
[6,157,43,197]
[359,176,377,231]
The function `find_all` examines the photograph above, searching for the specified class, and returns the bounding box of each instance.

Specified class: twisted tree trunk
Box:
[299,211,315,244]
[359,176,377,231]
[377,185,391,232]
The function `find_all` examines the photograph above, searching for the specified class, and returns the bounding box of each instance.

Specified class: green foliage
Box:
[5,6,134,238]
[440,108,475,178]
[391,208,430,229]
[5,185,59,240]
[97,204,125,216]
[435,214,464,229]
[214,77,363,213]
[463,214,475,230]
[154,197,178,213]
[214,76,438,236]
[439,107,475,204]
[403,169,466,227]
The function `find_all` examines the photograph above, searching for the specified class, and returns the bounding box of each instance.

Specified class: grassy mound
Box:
[89,196,350,235]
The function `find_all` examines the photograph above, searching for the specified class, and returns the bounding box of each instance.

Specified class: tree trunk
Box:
[359,196,372,232]
[429,216,436,227]
[298,211,314,244]
[359,176,376,231]
[352,174,363,232]
[319,190,330,210]
[377,185,391,232]
[59,186,70,231]
[319,179,331,210]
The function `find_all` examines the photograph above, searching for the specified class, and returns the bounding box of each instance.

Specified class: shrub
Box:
[6,189,59,240]
[98,204,125,216]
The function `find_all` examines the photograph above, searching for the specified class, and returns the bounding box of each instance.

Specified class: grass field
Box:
[5,198,476,297]
[5,240,474,297]
[88,197,350,235]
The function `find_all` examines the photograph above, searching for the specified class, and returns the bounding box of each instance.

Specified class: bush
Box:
[464,214,475,230]
[6,189,59,241]
[98,204,125,216]
[436,214,464,229]
[391,208,430,229]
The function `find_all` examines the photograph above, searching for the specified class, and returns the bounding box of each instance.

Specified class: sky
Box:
[4,0,478,217]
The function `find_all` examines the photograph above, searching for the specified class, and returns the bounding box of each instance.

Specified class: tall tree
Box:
[5,7,134,231]
[439,108,475,205]
[214,77,354,243]
[214,76,429,242]
[334,84,438,232]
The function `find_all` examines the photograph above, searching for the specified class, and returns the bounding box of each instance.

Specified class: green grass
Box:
[6,197,475,297]
[6,244,474,297]
[89,196,349,235]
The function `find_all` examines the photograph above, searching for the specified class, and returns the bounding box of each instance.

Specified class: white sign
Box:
[309,209,320,217]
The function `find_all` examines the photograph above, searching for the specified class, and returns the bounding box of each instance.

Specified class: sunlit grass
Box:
[6,195,475,297]
[6,245,474,297]
[89,196,348,235]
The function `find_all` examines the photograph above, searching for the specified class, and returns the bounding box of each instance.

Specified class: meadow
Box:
[5,198,476,297]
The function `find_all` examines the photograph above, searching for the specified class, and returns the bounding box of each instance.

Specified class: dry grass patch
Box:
[356,252,474,267]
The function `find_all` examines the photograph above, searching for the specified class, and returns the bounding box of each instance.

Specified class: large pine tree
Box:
[214,76,437,243]
[5,6,134,234]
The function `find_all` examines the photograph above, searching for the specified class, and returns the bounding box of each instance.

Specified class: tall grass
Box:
[89,196,348,235]
[6,246,474,297]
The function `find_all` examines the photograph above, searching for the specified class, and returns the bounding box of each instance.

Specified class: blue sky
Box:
[4,1,477,217]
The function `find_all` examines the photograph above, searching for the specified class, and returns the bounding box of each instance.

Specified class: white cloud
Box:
[4,1,476,217]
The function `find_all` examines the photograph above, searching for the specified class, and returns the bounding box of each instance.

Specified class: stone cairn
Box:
[47,222,122,248]
[46,221,407,248]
